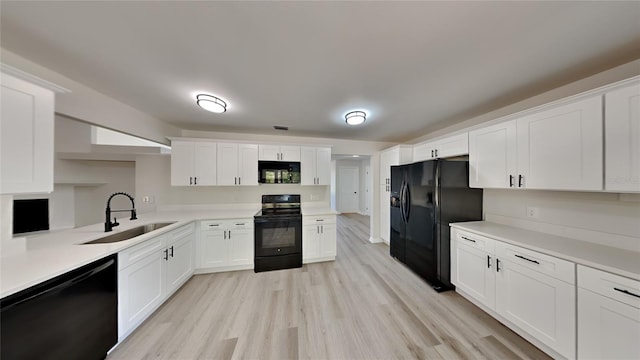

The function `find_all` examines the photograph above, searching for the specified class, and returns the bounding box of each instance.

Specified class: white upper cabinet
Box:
[379,145,412,185]
[258,144,300,161]
[605,81,640,192]
[170,141,217,186]
[1,72,59,194]
[516,95,603,191]
[469,121,517,189]
[217,143,258,186]
[413,133,469,162]
[469,95,603,191]
[301,146,331,185]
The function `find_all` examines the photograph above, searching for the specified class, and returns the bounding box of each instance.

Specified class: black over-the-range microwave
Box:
[258,161,301,184]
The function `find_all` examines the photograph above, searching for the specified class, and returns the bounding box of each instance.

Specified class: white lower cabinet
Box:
[577,265,640,360]
[495,249,575,359]
[451,228,576,359]
[451,231,496,309]
[165,224,196,293]
[303,215,336,263]
[118,223,195,341]
[197,219,254,272]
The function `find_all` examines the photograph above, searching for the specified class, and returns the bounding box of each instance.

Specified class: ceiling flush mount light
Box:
[345,111,366,126]
[196,94,227,113]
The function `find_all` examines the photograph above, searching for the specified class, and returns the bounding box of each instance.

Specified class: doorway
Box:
[337,166,359,213]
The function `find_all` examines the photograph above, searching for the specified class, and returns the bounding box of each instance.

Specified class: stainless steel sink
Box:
[83,222,176,244]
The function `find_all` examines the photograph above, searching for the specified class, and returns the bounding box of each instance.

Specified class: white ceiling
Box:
[1,1,639,142]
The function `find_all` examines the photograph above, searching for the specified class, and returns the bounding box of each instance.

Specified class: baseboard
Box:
[369,236,382,244]
[194,264,253,274]
[303,256,335,264]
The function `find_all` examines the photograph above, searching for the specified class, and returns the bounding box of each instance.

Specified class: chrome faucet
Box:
[105,192,137,232]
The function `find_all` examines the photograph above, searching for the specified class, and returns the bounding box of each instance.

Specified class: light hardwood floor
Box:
[108,214,551,360]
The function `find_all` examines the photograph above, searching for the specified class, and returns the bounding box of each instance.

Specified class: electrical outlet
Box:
[142,196,155,204]
[526,207,539,218]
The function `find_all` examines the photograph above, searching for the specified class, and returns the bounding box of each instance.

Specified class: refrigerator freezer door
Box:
[404,161,437,283]
[389,166,405,262]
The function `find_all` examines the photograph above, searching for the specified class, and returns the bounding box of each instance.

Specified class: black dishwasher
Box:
[1,254,118,360]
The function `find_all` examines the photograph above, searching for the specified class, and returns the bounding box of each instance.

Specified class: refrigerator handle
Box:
[399,181,405,223]
[404,183,411,221]
[434,161,440,211]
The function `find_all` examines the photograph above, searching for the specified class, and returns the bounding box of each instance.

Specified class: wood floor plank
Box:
[108,213,552,360]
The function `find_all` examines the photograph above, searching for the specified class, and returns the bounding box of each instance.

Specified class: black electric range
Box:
[254,195,302,272]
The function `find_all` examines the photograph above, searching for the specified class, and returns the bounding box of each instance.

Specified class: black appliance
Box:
[0,254,118,360]
[254,194,303,272]
[13,198,49,234]
[258,161,301,184]
[390,159,482,292]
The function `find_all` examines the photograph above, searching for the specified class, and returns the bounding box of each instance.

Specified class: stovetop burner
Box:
[255,194,301,218]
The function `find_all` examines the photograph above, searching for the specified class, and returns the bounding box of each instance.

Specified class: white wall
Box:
[484,190,640,251]
[408,59,640,144]
[2,48,180,145]
[135,155,329,212]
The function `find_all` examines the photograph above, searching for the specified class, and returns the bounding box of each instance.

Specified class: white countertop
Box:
[301,206,338,216]
[1,207,259,298]
[450,221,640,281]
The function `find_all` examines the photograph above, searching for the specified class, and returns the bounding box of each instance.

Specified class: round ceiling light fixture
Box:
[196,94,227,113]
[345,111,366,126]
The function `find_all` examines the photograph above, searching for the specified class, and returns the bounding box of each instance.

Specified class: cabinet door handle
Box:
[509,175,514,187]
[487,255,491,269]
[496,258,501,272]
[224,230,227,239]
[229,230,231,239]
[316,219,324,222]
[190,176,193,185]
[431,150,434,158]
[194,177,197,185]
[435,149,438,157]
[518,174,523,188]
[164,249,169,261]
[460,236,476,243]
[236,223,245,226]
[239,177,241,185]
[321,225,323,234]
[169,246,174,258]
[234,177,237,185]
[614,288,640,299]
[514,254,539,265]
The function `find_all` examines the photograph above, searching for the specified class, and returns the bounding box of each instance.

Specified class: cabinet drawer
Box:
[119,235,165,271]
[229,219,252,230]
[495,242,575,284]
[168,223,194,240]
[578,265,640,309]
[303,215,336,225]
[452,229,495,254]
[200,220,226,231]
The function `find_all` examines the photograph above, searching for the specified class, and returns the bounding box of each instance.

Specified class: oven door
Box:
[254,216,302,257]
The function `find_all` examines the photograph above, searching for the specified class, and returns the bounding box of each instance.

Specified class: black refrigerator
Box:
[390,159,482,292]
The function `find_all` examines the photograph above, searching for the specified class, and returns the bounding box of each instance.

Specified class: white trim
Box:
[1,63,70,93]
[369,236,383,244]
